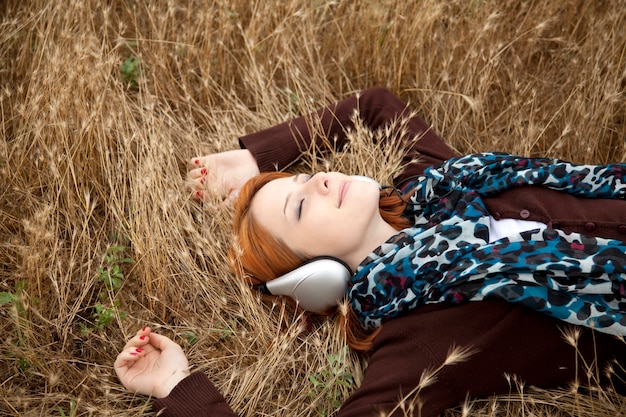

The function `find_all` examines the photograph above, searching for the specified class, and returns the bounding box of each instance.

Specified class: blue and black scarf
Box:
[349,153,626,335]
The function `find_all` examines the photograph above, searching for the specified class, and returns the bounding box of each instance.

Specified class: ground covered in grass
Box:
[1,1,625,416]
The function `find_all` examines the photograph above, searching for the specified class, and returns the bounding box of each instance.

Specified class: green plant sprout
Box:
[308,346,354,416]
[57,400,78,417]
[209,319,237,340]
[97,245,133,291]
[120,40,141,87]
[120,55,141,86]
[0,280,31,370]
[81,244,132,335]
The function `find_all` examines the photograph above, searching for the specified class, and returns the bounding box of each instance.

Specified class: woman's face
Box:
[250,172,389,266]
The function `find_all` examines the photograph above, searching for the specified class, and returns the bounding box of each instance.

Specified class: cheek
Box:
[319,208,353,228]
[303,213,347,243]
[316,214,358,243]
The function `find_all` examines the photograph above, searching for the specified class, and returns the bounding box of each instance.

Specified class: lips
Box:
[338,181,349,208]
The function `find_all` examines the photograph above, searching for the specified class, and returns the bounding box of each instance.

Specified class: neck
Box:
[344,220,399,272]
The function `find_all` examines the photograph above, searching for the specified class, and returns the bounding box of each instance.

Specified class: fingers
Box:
[115,327,151,368]
[123,327,180,354]
[187,155,220,202]
[122,326,152,350]
[189,156,207,168]
[186,167,208,189]
[186,152,253,203]
[147,331,182,353]
[114,346,145,369]
[185,170,229,203]
[185,166,210,202]
[187,167,207,181]
[114,346,146,377]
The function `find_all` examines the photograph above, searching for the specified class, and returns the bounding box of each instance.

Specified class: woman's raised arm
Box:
[188,88,456,201]
[239,87,456,177]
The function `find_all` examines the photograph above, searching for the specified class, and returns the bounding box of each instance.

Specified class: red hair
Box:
[229,172,304,285]
[229,172,411,352]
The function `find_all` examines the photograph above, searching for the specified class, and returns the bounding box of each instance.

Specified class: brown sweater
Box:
[154,87,626,416]
[154,303,625,416]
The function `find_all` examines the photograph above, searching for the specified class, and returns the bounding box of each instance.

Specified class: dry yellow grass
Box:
[1,0,625,416]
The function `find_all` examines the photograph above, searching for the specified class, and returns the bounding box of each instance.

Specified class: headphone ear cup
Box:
[263,257,352,313]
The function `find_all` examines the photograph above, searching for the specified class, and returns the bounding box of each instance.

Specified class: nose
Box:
[310,172,330,195]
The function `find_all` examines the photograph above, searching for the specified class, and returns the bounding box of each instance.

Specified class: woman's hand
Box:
[187,149,260,202]
[114,327,190,399]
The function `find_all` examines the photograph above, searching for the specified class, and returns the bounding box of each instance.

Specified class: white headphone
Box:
[252,256,352,313]
[252,175,382,313]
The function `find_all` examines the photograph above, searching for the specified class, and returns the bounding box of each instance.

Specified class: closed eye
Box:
[297,198,304,220]
[295,174,312,220]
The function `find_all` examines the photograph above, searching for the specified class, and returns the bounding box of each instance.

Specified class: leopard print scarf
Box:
[349,153,626,335]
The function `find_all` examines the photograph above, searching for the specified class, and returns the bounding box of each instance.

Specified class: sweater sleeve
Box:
[152,372,237,417]
[238,87,457,178]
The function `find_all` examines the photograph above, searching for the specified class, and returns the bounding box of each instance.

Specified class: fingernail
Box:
[139,335,146,340]
[142,326,147,331]
[196,190,202,198]
[194,159,200,165]
[136,348,143,353]
[200,178,206,185]
[200,168,207,175]
[130,352,138,356]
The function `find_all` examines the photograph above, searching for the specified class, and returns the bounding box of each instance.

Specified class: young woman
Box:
[116,88,626,417]
[233,153,626,340]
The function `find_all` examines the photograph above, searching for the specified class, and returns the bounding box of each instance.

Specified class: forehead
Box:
[250,176,292,216]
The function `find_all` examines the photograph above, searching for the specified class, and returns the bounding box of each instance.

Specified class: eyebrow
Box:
[283,193,289,218]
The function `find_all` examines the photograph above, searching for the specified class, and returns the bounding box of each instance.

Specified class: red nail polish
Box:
[194,159,200,165]
[196,190,202,198]
[140,335,146,340]
[200,168,207,175]
[142,326,147,331]
[130,352,138,356]
[136,348,143,353]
